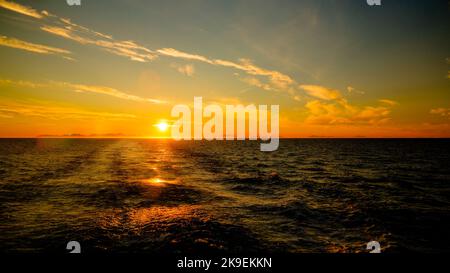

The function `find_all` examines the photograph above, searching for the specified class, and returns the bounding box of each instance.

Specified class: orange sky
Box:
[0,0,449,138]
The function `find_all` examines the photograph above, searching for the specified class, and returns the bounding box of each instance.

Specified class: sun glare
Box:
[155,122,169,132]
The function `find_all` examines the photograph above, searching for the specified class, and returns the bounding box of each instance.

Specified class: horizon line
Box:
[0,136,449,140]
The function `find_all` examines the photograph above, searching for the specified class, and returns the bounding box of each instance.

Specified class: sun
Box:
[155,121,169,132]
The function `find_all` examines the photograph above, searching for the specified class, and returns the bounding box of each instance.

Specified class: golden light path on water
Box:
[142,177,168,186]
[4,138,437,252]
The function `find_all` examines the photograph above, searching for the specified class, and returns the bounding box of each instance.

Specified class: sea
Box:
[0,138,449,253]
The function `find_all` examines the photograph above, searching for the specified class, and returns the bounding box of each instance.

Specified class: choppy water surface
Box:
[0,139,449,253]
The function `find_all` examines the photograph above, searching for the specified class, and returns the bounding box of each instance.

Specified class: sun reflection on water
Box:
[141,177,178,187]
[129,205,201,225]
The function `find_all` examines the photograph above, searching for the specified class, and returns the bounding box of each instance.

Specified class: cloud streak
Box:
[0,35,71,57]
[0,0,43,19]
[40,25,158,62]
[158,48,295,91]
[304,99,393,126]
[300,84,397,126]
[158,48,212,63]
[0,102,136,120]
[241,77,273,91]
[379,99,398,106]
[172,64,195,76]
[0,0,158,62]
[0,0,399,111]
[300,85,342,101]
[59,82,166,104]
[431,108,450,119]
[0,78,166,104]
[1,1,299,96]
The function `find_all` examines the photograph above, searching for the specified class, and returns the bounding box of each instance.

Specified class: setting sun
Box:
[155,122,169,132]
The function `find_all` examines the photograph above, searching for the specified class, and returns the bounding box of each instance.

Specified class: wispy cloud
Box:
[241,77,273,91]
[347,86,365,95]
[0,102,136,120]
[59,82,166,104]
[1,1,299,97]
[37,133,127,138]
[0,35,71,58]
[300,85,342,101]
[300,84,397,126]
[0,79,166,104]
[0,0,159,63]
[59,17,113,40]
[0,79,47,88]
[40,25,157,62]
[430,108,450,119]
[40,25,89,44]
[231,58,294,89]
[158,48,213,63]
[304,99,393,126]
[379,99,398,106]
[0,0,394,108]
[0,0,43,19]
[158,48,295,93]
[171,64,195,76]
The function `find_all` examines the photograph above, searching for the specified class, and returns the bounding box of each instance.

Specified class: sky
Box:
[0,0,449,138]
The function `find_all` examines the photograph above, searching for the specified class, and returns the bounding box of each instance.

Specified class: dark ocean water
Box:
[0,139,449,253]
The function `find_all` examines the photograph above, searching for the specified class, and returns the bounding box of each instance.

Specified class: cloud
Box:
[347,86,365,95]
[0,78,166,104]
[156,48,295,92]
[1,1,298,97]
[40,25,157,62]
[304,99,394,126]
[355,106,391,121]
[234,58,294,88]
[94,39,157,62]
[0,0,129,57]
[0,0,43,19]
[0,112,13,118]
[37,133,127,138]
[212,58,294,88]
[0,35,71,58]
[172,64,195,76]
[297,84,399,126]
[0,102,136,120]
[157,48,213,63]
[379,99,398,106]
[430,108,450,118]
[241,77,273,91]
[299,85,342,101]
[3,0,397,108]
[300,84,396,126]
[59,82,166,104]
[0,79,48,88]
[59,17,113,40]
[40,25,89,44]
